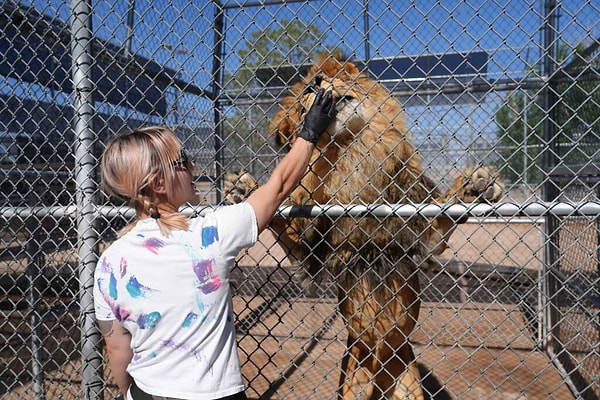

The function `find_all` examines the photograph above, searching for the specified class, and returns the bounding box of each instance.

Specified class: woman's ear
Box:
[152,178,167,194]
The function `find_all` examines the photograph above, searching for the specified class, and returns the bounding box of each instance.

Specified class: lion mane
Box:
[269,52,441,299]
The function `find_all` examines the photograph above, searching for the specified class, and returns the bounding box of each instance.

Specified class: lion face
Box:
[305,81,366,140]
[270,53,406,149]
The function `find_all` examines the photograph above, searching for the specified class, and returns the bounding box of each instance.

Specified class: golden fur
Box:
[226,53,503,399]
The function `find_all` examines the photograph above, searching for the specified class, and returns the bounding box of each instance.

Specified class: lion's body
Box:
[226,53,503,399]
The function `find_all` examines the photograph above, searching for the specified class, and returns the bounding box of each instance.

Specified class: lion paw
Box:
[222,169,259,205]
[449,166,503,203]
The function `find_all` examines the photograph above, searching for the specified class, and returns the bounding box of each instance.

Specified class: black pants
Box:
[130,381,248,400]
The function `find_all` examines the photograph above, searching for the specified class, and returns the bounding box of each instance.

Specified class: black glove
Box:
[297,88,337,145]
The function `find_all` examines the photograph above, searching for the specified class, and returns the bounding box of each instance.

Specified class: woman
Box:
[94,89,336,399]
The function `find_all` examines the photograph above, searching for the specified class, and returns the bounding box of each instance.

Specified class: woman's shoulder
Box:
[189,203,257,243]
[190,203,255,226]
[100,221,158,254]
[98,233,133,260]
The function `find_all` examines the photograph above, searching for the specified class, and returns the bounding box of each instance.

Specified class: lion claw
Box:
[450,166,503,203]
[223,169,259,205]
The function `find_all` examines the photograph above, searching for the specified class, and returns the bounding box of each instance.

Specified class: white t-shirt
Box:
[94,203,257,400]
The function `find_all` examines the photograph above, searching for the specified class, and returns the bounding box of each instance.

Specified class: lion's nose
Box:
[335,96,354,111]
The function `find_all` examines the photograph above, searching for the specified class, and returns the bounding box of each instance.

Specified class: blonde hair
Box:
[101,126,190,236]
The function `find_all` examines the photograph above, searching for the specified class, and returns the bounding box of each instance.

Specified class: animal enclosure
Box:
[1,1,599,399]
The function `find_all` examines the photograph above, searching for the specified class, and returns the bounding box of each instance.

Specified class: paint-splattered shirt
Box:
[93,203,257,399]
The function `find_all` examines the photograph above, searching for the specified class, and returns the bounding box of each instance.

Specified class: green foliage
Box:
[495,41,600,184]
[555,79,600,165]
[221,19,334,175]
[229,19,331,90]
[238,19,323,65]
[495,90,544,184]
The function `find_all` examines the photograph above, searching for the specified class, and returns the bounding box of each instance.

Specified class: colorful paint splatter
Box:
[193,259,221,294]
[126,276,155,298]
[143,237,165,254]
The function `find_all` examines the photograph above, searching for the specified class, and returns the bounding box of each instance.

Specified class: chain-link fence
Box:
[1,0,599,399]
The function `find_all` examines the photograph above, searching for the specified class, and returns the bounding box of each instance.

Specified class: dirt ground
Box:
[0,219,579,399]
[230,220,574,399]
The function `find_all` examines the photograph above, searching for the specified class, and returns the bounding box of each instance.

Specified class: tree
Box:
[221,19,335,178]
[231,19,331,90]
[495,89,544,184]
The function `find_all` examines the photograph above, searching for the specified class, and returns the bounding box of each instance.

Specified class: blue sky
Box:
[22,0,599,85]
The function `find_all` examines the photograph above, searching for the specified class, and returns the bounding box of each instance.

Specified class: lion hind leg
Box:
[385,343,424,400]
[364,339,423,400]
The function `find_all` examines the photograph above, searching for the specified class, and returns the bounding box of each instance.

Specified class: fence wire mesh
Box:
[1,0,599,399]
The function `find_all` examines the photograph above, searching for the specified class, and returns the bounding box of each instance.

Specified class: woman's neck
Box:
[138,202,179,219]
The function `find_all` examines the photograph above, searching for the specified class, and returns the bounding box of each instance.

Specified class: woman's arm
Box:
[98,319,133,398]
[246,139,315,233]
[246,89,336,233]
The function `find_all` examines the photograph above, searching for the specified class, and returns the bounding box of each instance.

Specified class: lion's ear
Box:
[270,92,305,146]
[343,61,361,76]
[269,109,295,148]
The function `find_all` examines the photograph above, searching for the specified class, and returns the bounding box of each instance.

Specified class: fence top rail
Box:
[273,202,600,218]
[1,202,599,221]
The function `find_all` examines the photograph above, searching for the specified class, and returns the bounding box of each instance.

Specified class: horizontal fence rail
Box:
[3,201,600,220]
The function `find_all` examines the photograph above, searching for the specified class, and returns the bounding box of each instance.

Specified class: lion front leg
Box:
[222,168,259,205]
[223,168,291,238]
[444,165,504,204]
[223,169,312,267]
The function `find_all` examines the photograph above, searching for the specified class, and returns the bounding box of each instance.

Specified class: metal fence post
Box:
[541,0,561,354]
[69,0,103,399]
[211,0,225,203]
[25,224,45,400]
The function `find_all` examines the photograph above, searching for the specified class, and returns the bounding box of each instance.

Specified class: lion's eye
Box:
[303,85,316,95]
[339,95,354,102]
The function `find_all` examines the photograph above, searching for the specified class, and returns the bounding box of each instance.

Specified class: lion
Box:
[225,53,503,400]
